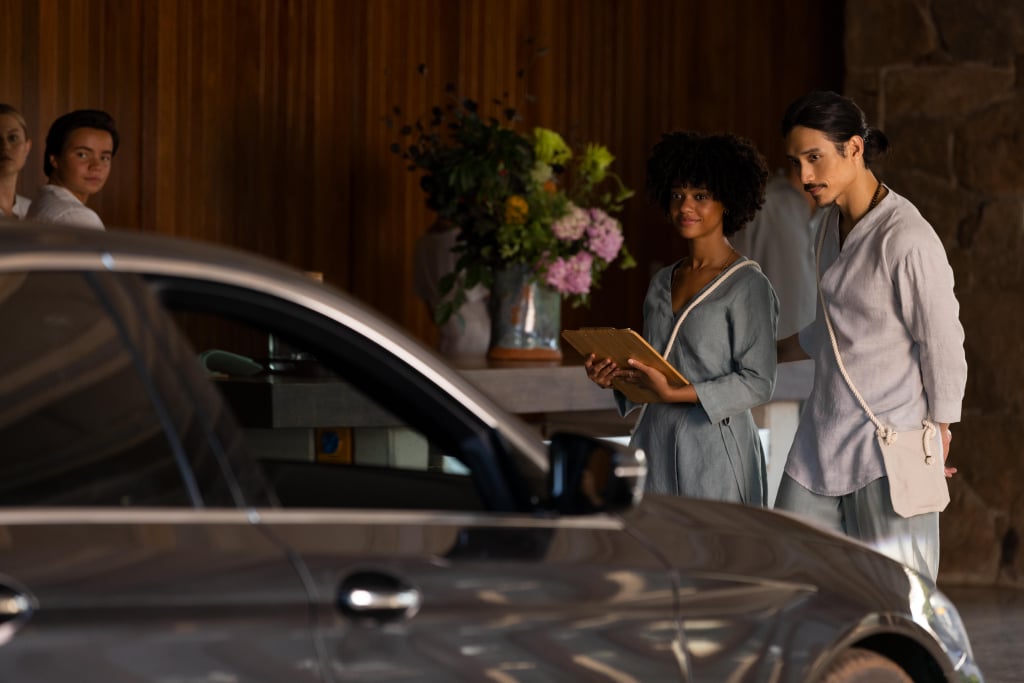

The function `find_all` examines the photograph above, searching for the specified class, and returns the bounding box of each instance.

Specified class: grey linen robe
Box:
[616,257,778,504]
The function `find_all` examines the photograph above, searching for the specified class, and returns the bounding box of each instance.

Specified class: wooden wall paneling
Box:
[357,0,433,327]
[620,1,690,333]
[370,0,444,335]
[308,0,359,293]
[392,0,445,331]
[612,2,656,334]
[139,0,161,235]
[558,0,638,333]
[273,0,309,267]
[187,0,217,243]
[20,1,57,198]
[96,0,143,231]
[395,0,465,340]
[219,0,262,252]
[6,0,844,349]
[286,0,337,275]
[729,2,767,144]
[146,0,177,235]
[356,0,387,320]
[0,0,34,204]
[0,0,27,113]
[0,1,26,99]
[147,0,185,238]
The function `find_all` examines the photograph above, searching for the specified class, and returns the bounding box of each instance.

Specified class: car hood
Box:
[624,494,917,608]
[618,496,984,681]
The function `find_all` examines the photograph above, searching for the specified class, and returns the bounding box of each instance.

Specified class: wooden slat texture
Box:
[0,0,843,344]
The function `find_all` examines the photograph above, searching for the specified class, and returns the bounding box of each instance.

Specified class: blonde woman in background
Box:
[0,104,32,219]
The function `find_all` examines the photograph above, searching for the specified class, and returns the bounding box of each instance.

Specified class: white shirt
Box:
[0,194,31,220]
[785,187,967,496]
[413,226,490,356]
[25,184,105,230]
[733,173,822,338]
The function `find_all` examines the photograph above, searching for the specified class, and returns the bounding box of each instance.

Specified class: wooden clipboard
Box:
[561,327,688,403]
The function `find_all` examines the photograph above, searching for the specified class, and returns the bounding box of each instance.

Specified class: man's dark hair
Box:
[781,90,890,167]
[645,131,768,236]
[43,109,120,177]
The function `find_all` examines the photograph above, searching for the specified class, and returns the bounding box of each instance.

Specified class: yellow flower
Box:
[504,195,529,224]
[532,127,572,166]
[579,143,615,183]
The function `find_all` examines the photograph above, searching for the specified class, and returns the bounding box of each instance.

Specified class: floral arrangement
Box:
[390,87,635,324]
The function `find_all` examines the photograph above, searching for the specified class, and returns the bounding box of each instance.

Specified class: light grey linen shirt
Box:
[26,185,105,230]
[785,187,967,496]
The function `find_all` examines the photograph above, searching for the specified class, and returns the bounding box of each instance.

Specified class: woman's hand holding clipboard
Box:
[562,328,688,403]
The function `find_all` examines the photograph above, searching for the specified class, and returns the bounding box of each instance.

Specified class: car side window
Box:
[166,307,486,512]
[0,271,266,508]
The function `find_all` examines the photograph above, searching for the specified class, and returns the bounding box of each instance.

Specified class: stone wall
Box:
[844,0,1024,586]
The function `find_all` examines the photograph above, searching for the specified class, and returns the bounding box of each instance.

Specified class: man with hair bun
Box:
[775,90,967,581]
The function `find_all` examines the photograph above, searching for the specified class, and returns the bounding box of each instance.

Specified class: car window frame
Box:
[146,275,539,513]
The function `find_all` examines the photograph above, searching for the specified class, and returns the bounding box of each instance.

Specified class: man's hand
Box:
[941,423,957,478]
[778,333,810,363]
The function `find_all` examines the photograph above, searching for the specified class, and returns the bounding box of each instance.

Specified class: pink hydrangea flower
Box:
[551,204,588,241]
[545,251,594,295]
[585,208,624,262]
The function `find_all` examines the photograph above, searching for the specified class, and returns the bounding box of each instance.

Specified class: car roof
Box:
[0,224,549,474]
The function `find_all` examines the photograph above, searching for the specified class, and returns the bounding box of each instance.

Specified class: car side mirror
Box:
[545,433,647,514]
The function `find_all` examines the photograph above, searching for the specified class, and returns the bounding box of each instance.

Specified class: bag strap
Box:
[814,219,933,450]
[661,258,758,357]
[633,258,758,427]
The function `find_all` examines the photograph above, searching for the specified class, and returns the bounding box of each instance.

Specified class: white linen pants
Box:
[775,474,940,581]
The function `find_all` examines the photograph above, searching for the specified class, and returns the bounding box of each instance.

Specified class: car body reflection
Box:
[0,226,984,682]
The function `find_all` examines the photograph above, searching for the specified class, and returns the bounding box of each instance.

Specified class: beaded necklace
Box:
[867,180,883,212]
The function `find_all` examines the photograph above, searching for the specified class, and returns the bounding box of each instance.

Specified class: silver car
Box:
[0,226,982,682]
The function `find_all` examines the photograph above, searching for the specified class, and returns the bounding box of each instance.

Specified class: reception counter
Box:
[214,356,641,466]
[217,354,812,504]
[216,355,812,437]
[215,357,633,436]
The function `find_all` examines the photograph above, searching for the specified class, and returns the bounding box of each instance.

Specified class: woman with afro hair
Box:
[585,131,778,504]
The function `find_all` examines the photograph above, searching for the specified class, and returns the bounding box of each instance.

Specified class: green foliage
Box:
[389,83,634,324]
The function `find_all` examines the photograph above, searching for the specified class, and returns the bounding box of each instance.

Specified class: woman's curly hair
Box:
[646,131,768,236]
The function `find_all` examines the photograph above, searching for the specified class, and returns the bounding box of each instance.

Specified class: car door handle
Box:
[0,583,38,645]
[337,571,421,622]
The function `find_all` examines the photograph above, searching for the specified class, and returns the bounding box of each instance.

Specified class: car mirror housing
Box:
[545,433,646,514]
